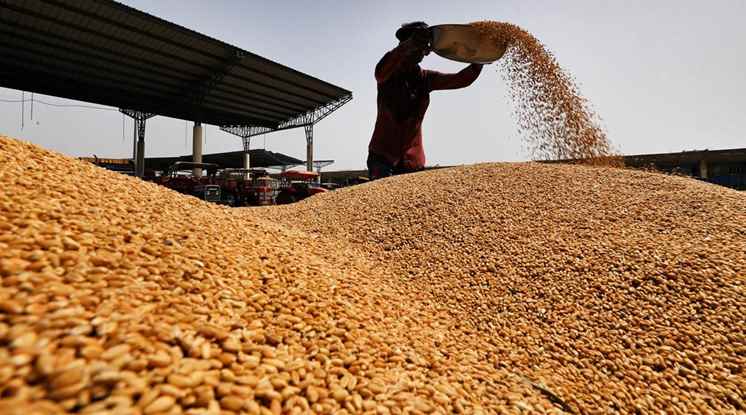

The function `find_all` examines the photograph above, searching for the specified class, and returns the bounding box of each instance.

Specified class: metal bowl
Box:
[430,24,509,64]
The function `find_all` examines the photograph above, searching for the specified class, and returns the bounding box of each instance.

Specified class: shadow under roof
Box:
[145,149,304,172]
[0,0,352,128]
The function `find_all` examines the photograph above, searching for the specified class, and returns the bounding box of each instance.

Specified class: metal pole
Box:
[243,137,251,171]
[119,109,154,178]
[132,119,137,172]
[193,121,203,177]
[135,116,146,178]
[304,124,313,172]
[698,159,709,179]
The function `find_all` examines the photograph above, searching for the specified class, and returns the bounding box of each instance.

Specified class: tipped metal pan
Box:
[430,24,509,64]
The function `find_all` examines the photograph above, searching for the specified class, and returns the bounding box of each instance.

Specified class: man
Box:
[367,21,483,180]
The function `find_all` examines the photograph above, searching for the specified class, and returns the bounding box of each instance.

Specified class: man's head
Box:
[396,21,431,66]
[396,21,429,42]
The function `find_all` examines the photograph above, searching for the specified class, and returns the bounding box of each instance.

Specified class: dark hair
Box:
[395,21,429,41]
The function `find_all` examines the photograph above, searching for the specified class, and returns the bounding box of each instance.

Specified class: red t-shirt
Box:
[368,47,483,169]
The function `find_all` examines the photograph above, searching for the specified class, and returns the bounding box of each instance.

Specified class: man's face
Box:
[401,37,430,66]
[406,48,426,65]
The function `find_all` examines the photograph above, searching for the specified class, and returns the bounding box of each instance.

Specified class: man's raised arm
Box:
[427,63,483,91]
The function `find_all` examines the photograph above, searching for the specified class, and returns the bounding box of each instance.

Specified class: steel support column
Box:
[193,122,203,177]
[243,137,251,170]
[698,159,709,179]
[136,129,145,177]
[220,93,352,174]
[304,124,313,172]
[120,109,155,178]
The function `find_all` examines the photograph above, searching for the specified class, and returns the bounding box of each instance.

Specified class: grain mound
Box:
[256,164,746,413]
[2,134,744,413]
[0,136,558,414]
[470,21,617,163]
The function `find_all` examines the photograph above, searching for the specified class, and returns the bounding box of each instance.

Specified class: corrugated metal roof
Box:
[0,0,352,128]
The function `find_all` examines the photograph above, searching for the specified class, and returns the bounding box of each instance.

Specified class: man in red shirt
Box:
[367,21,483,180]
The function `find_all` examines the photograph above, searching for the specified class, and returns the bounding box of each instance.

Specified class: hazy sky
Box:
[1,0,744,170]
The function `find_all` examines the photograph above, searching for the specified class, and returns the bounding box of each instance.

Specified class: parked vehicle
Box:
[275,170,327,204]
[214,168,279,206]
[155,163,330,206]
[158,162,222,203]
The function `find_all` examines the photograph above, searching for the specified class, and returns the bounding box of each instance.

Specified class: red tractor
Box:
[213,168,281,207]
[249,174,279,206]
[275,170,327,204]
[215,168,252,206]
[157,162,222,204]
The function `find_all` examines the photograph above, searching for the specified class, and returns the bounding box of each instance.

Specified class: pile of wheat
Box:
[1,135,744,413]
[0,136,554,414]
[257,163,746,413]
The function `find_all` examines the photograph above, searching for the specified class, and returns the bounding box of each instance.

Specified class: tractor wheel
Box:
[276,191,296,205]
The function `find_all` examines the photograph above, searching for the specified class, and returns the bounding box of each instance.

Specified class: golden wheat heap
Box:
[1,134,745,414]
